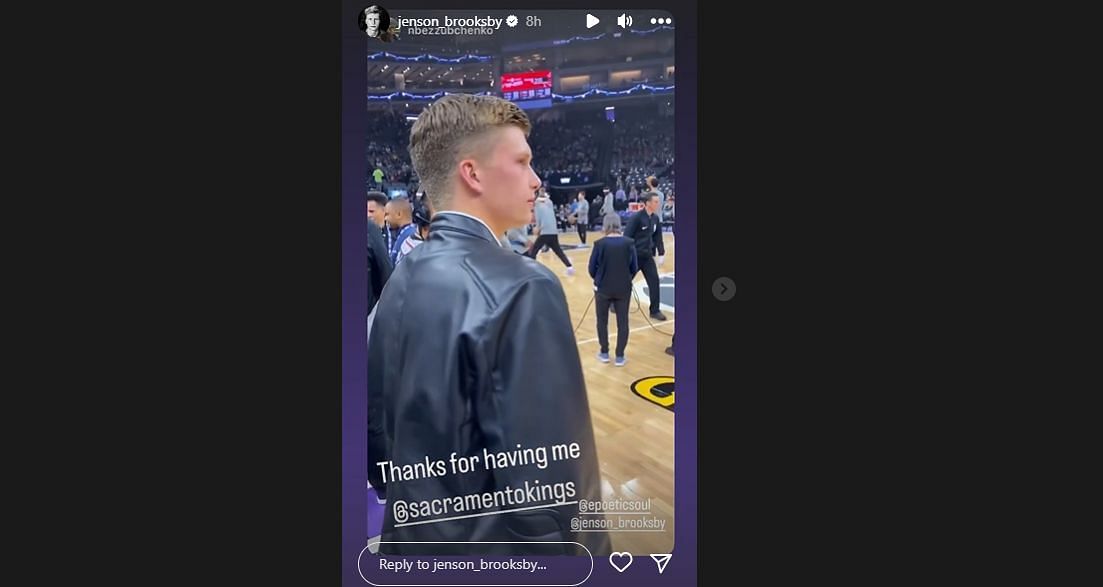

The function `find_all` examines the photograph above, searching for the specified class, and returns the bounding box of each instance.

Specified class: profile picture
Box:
[359,6,395,42]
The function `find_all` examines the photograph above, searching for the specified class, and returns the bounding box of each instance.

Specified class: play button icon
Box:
[586,14,600,28]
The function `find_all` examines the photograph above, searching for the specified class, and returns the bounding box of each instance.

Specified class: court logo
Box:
[359,5,398,42]
[630,376,674,411]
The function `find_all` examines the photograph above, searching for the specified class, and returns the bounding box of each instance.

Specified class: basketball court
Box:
[532,227,675,554]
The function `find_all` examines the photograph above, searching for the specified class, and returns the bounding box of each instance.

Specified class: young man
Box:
[362,5,396,41]
[363,5,387,38]
[366,191,388,237]
[588,213,638,366]
[364,195,392,498]
[366,191,393,317]
[525,190,575,274]
[366,208,392,316]
[574,190,590,244]
[623,191,668,320]
[367,94,609,556]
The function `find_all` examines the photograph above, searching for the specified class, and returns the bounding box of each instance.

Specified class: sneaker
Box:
[566,266,575,276]
[650,311,668,321]
[597,352,610,363]
[615,356,626,367]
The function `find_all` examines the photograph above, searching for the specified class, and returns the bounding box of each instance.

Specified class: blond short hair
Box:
[409,94,531,211]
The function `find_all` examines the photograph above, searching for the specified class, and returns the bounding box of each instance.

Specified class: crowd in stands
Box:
[365,109,675,203]
[367,114,603,192]
[527,119,599,182]
[610,116,674,189]
[367,111,416,189]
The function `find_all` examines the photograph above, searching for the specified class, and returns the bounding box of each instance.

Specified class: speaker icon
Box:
[617,13,633,28]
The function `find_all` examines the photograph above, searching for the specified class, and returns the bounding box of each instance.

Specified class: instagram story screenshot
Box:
[343,3,696,586]
[52,2,1061,584]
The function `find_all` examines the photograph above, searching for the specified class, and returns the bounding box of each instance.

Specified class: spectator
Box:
[394,193,432,265]
[367,191,389,239]
[588,213,637,367]
[384,197,416,265]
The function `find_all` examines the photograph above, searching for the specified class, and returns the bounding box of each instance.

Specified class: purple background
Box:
[343,3,696,584]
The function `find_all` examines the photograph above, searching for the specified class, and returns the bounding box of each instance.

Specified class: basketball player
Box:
[367,94,610,556]
[601,186,615,216]
[525,190,575,274]
[589,213,637,366]
[624,192,667,320]
[574,190,590,244]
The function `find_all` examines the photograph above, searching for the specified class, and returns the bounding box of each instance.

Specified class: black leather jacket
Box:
[366,222,392,314]
[367,212,611,556]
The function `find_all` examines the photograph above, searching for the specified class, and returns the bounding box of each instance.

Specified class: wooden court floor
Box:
[530,229,675,554]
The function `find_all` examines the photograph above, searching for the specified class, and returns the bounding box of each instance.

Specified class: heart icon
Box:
[610,552,633,573]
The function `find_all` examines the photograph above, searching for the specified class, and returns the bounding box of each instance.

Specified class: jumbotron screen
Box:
[501,70,553,109]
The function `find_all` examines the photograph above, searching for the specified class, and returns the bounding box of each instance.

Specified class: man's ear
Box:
[458,159,482,195]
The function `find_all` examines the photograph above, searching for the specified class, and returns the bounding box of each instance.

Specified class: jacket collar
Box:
[431,211,502,245]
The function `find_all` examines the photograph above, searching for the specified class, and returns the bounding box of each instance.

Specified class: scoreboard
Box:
[501,71,552,108]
